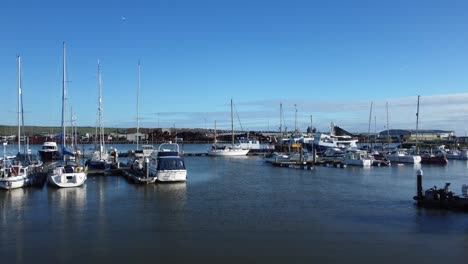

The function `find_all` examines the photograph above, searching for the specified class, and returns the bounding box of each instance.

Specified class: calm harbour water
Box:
[2,144,468,263]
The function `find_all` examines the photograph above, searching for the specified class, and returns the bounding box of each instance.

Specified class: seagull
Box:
[121,16,126,21]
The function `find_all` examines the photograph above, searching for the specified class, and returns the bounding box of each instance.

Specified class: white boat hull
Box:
[157,170,187,182]
[343,158,372,166]
[0,176,26,190]
[48,172,87,188]
[386,154,421,164]
[207,149,249,156]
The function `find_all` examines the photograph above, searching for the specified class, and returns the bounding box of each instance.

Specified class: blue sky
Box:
[1,0,468,135]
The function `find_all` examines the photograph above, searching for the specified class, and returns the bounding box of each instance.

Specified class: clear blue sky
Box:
[1,0,468,134]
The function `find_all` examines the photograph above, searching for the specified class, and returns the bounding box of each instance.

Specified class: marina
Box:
[1,144,468,263]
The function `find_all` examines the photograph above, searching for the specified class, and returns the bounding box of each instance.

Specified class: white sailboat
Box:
[86,61,112,174]
[47,42,87,188]
[0,56,34,190]
[207,99,249,156]
[127,62,154,169]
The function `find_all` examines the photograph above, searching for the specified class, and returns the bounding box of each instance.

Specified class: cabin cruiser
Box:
[313,123,358,154]
[444,148,468,160]
[148,142,187,182]
[38,141,60,162]
[342,149,373,166]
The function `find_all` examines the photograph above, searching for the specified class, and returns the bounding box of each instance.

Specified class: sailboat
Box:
[207,99,249,156]
[412,95,448,165]
[85,61,113,174]
[0,56,36,190]
[127,62,154,170]
[384,101,421,164]
[47,42,87,188]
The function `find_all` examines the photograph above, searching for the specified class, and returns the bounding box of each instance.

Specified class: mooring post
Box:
[417,169,423,198]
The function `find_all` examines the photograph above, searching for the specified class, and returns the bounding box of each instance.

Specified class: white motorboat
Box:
[148,142,187,182]
[264,152,291,163]
[342,150,373,166]
[313,123,358,154]
[47,42,87,188]
[38,141,60,162]
[445,149,468,160]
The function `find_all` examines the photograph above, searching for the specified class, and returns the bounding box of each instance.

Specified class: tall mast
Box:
[415,95,420,154]
[61,41,67,159]
[17,55,21,154]
[367,101,373,146]
[137,62,140,150]
[386,102,390,147]
[214,120,217,144]
[231,98,234,145]
[98,61,104,155]
[279,103,283,136]
[294,104,298,133]
[71,106,74,150]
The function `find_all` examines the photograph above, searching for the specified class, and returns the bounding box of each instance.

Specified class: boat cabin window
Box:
[157,158,186,170]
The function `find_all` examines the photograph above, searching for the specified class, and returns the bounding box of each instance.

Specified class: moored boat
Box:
[38,141,60,162]
[413,169,468,211]
[149,142,187,182]
[47,42,87,188]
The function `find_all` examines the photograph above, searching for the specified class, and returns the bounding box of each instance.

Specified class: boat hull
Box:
[207,149,249,156]
[0,176,26,190]
[343,159,372,166]
[157,170,187,182]
[47,172,87,188]
[38,150,61,162]
[386,154,421,164]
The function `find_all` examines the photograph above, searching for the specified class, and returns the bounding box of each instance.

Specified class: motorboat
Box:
[38,141,60,162]
[313,124,358,154]
[342,150,372,166]
[148,142,187,182]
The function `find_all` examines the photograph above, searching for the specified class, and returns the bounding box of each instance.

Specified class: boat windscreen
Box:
[157,158,186,170]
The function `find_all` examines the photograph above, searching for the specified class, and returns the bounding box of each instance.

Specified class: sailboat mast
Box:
[70,106,74,150]
[386,102,390,147]
[415,95,420,154]
[98,61,104,155]
[294,104,298,133]
[17,55,21,154]
[367,101,373,146]
[231,99,234,145]
[214,120,217,143]
[279,103,283,136]
[61,41,67,159]
[137,62,140,150]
